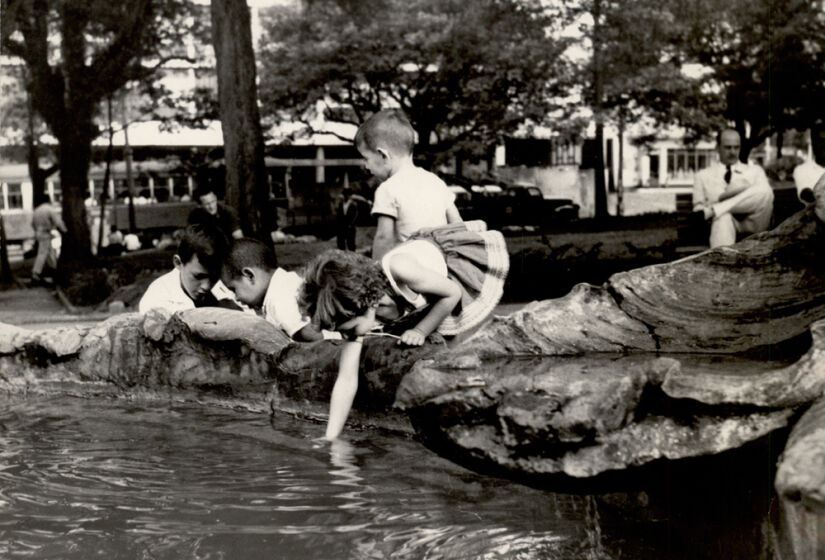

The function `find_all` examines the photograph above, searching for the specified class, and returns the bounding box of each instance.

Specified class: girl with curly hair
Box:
[301,220,509,440]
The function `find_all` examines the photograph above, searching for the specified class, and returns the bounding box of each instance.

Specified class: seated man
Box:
[221,238,340,342]
[793,120,825,204]
[139,223,240,314]
[693,128,774,248]
[188,187,243,240]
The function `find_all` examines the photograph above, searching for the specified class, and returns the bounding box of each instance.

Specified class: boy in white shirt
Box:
[221,238,339,342]
[139,224,240,314]
[357,109,463,260]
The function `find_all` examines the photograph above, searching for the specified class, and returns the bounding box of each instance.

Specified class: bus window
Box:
[7,183,24,209]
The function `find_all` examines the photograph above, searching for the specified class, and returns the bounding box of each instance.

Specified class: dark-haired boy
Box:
[221,238,340,341]
[139,223,239,314]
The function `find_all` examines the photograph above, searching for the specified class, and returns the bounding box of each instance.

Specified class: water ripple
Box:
[0,396,600,559]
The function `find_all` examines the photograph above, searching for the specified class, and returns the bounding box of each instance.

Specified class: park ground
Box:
[0,213,681,329]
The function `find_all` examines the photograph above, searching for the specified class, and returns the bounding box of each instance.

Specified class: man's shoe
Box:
[30,276,53,287]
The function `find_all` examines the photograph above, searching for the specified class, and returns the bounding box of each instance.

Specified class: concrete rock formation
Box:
[0,308,437,433]
[0,179,825,557]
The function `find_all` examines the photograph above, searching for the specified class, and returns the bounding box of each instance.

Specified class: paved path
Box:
[0,287,110,329]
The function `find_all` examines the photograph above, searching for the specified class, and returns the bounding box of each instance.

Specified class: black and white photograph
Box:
[0,0,823,557]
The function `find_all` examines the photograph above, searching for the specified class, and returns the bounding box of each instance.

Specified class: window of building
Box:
[505,137,579,167]
[170,175,193,200]
[667,149,716,182]
[0,183,23,210]
[49,181,62,203]
[648,154,660,186]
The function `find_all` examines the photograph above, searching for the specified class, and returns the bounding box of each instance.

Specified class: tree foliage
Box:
[672,0,825,158]
[258,0,572,163]
[1,0,199,266]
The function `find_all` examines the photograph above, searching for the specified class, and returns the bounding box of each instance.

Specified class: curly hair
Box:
[300,249,392,330]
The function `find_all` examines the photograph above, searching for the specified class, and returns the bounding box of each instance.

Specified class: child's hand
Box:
[399,328,426,346]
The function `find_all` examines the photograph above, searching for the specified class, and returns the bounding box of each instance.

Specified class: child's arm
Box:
[372,215,396,260]
[446,202,462,223]
[325,337,363,440]
[293,324,325,342]
[387,253,461,346]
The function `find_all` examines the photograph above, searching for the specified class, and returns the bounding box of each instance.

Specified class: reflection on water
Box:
[0,396,606,559]
[0,395,778,559]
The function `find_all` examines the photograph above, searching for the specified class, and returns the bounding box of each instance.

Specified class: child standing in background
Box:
[301,220,509,440]
[357,109,463,260]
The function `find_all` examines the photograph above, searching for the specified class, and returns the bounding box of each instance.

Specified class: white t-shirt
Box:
[371,164,455,243]
[263,268,309,337]
[138,269,236,314]
[262,268,341,340]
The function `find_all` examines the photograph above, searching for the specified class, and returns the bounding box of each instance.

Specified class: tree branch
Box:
[86,0,156,98]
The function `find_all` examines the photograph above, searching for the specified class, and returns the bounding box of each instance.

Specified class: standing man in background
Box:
[692,128,774,248]
[30,191,67,285]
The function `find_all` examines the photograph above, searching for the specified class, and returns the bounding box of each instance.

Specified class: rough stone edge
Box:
[662,318,825,408]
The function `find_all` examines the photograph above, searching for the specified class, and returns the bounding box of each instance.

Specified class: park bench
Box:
[675,185,804,254]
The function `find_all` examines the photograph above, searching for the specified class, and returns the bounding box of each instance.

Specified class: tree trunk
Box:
[56,122,93,266]
[591,0,608,219]
[617,118,625,217]
[210,0,268,239]
[53,3,94,268]
[97,96,115,255]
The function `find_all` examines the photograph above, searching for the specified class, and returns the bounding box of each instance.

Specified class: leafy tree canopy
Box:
[1,0,202,264]
[258,0,573,162]
[671,0,825,155]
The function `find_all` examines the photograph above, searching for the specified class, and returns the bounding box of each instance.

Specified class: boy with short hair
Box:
[138,223,238,314]
[221,238,339,342]
[356,109,462,260]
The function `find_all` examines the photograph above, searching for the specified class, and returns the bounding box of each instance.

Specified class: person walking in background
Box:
[336,188,359,251]
[188,186,243,240]
[692,128,774,248]
[356,109,463,260]
[793,119,825,204]
[30,191,67,285]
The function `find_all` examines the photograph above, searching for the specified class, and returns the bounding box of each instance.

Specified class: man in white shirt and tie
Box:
[692,128,774,248]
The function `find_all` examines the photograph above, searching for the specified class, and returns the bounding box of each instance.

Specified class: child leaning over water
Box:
[221,238,340,342]
[356,109,463,260]
[301,221,509,440]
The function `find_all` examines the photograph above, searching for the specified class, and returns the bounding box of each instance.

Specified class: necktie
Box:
[724,165,732,184]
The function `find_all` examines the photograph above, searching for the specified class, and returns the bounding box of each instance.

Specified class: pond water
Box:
[0,396,774,559]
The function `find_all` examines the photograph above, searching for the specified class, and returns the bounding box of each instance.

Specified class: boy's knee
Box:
[712,212,735,229]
